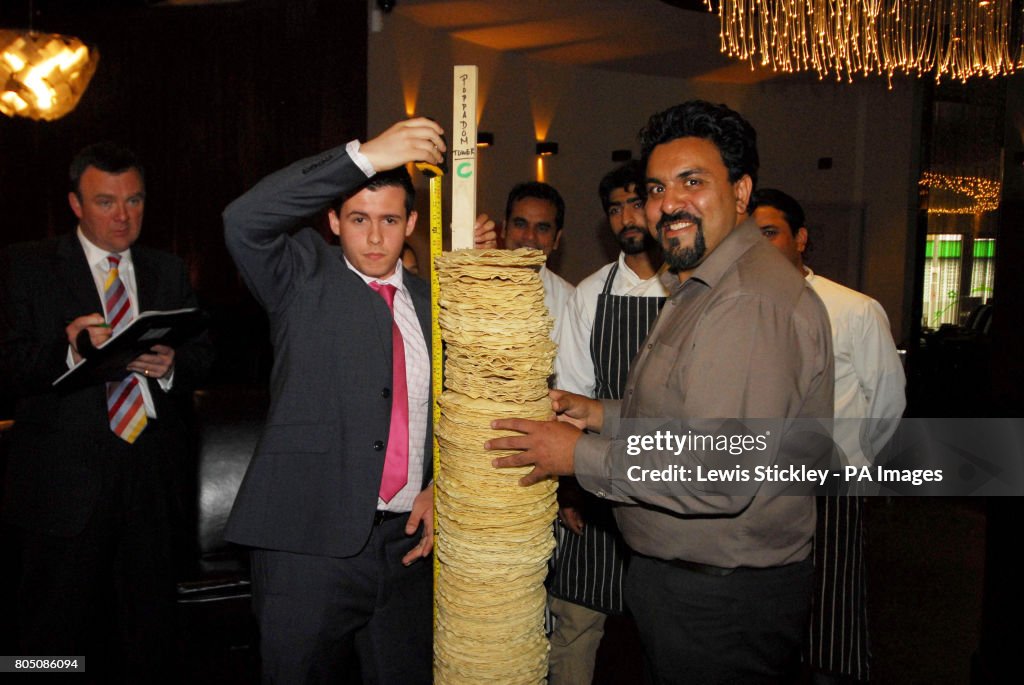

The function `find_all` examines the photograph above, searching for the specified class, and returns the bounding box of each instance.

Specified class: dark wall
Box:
[0,0,368,383]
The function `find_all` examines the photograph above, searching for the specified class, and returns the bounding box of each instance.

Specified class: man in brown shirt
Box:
[489,100,834,683]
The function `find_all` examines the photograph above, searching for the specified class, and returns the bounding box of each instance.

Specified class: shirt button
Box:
[647,343,653,349]
[381,388,391,399]
[373,440,385,451]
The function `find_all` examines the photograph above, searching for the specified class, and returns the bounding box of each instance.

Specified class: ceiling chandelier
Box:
[0,29,99,121]
[705,0,1024,84]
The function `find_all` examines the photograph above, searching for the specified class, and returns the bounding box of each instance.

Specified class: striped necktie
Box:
[104,254,147,443]
[370,282,409,502]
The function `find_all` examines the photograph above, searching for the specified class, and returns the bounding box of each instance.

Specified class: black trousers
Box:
[15,436,178,684]
[626,554,813,685]
[251,516,432,685]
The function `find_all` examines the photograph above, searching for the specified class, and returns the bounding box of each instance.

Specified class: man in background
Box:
[750,187,906,684]
[501,181,574,324]
[548,160,666,684]
[0,142,213,681]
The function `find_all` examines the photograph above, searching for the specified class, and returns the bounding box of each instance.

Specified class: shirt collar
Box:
[77,227,132,271]
[658,217,762,294]
[343,254,405,292]
[617,251,667,285]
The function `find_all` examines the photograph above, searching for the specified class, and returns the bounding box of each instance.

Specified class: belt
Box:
[373,510,407,526]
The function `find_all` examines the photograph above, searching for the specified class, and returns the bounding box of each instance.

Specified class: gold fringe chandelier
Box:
[705,0,1024,83]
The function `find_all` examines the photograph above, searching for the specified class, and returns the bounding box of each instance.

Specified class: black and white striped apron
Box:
[547,263,666,614]
[808,494,870,679]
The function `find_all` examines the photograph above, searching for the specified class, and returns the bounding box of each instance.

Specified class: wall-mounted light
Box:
[536,142,558,156]
[0,29,99,121]
[611,149,632,162]
[477,131,494,148]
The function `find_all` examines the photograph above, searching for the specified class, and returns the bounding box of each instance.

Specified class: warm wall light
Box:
[0,29,98,121]
[536,141,558,156]
[477,131,494,148]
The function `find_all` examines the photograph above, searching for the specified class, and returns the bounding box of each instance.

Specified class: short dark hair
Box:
[748,188,806,236]
[638,100,759,189]
[598,160,645,214]
[504,182,565,231]
[69,142,145,197]
[335,166,416,216]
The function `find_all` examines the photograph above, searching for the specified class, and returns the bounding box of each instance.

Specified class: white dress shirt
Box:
[553,254,668,396]
[344,257,430,513]
[73,229,171,418]
[806,269,906,467]
[539,265,574,342]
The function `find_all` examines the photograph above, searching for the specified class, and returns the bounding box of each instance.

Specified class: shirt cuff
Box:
[574,432,615,500]
[600,399,622,437]
[157,367,174,392]
[345,139,376,178]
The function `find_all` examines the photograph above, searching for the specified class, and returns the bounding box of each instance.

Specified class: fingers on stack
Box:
[434,249,558,685]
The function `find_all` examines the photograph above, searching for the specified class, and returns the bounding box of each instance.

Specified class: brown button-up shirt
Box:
[574,219,834,568]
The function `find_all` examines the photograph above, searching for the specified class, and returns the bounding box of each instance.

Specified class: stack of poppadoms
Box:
[433,248,559,685]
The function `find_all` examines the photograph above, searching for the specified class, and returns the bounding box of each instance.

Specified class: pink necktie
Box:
[104,254,147,443]
[370,282,409,502]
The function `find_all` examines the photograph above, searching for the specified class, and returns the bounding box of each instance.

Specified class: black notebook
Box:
[52,307,208,388]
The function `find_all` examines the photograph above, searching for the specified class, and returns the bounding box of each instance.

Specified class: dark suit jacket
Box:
[222,145,432,559]
[0,233,213,537]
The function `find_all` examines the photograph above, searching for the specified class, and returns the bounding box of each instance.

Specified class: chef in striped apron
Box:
[548,161,667,684]
[750,188,906,684]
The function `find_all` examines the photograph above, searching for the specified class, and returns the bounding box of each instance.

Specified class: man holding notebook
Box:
[0,141,213,681]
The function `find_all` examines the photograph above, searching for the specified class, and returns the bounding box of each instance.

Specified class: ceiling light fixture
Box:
[705,0,1024,84]
[0,28,98,121]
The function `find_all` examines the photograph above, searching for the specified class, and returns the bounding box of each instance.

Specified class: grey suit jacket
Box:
[222,145,432,558]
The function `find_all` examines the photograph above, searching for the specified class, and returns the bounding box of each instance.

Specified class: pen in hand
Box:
[66,313,113,360]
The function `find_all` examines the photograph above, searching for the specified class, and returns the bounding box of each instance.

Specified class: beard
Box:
[616,224,656,255]
[657,211,706,273]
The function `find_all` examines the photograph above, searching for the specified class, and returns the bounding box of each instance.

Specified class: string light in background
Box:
[705,0,1024,84]
[920,171,1002,215]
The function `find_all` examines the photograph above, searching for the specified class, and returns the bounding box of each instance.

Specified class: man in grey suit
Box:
[223,118,494,683]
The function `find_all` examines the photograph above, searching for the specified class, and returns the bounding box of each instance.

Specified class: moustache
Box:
[657,212,700,232]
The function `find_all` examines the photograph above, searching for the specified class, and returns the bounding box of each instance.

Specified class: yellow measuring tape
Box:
[414,160,445,615]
